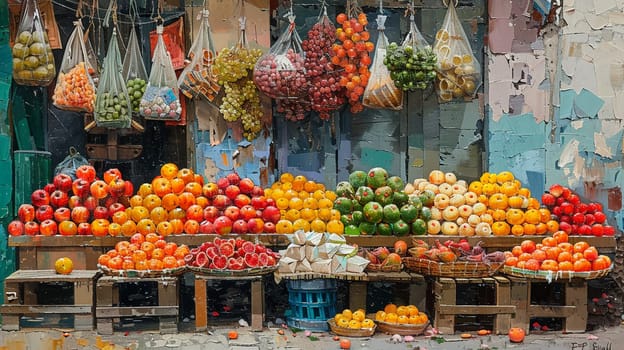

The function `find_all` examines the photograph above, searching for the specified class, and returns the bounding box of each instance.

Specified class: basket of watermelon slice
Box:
[185,237,280,276]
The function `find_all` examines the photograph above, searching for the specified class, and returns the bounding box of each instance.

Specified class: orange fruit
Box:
[137,218,156,235]
[310,219,326,233]
[150,206,169,224]
[160,163,179,180]
[384,303,397,314]
[120,220,137,237]
[161,193,179,211]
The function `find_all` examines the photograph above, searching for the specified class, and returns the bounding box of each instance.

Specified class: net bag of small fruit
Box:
[362,14,403,110]
[433,0,480,102]
[12,0,55,86]
[94,29,132,129]
[52,21,96,112]
[140,25,182,121]
[384,8,437,92]
[122,27,148,114]
[253,12,307,100]
[178,9,220,102]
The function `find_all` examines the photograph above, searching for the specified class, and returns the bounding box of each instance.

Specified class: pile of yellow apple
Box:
[333,308,375,329]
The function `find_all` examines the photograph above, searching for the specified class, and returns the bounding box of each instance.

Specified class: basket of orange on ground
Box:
[328,308,376,337]
[371,303,429,336]
[97,233,188,277]
[268,173,342,235]
[502,232,613,282]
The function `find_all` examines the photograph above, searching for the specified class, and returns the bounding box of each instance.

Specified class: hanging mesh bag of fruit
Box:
[122,27,148,114]
[302,5,345,121]
[12,0,55,86]
[140,25,182,121]
[52,21,96,112]
[94,29,132,129]
[384,4,437,92]
[178,9,220,102]
[433,0,481,102]
[362,14,403,110]
[253,11,307,100]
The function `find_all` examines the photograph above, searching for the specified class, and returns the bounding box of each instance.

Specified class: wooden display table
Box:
[1,269,99,331]
[194,274,265,331]
[95,275,179,335]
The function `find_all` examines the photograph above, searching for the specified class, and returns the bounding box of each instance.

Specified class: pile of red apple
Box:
[184,237,279,270]
[541,184,615,236]
[8,166,132,236]
[197,172,281,235]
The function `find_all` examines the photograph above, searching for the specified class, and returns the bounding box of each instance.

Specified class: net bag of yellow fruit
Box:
[433,0,481,102]
[122,12,148,114]
[52,21,96,112]
[178,9,220,102]
[362,14,403,110]
[140,25,182,121]
[12,0,55,86]
[94,29,132,129]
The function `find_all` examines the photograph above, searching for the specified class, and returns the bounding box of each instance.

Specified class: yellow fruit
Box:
[279,172,294,183]
[341,309,353,321]
[348,320,361,329]
[330,209,341,221]
[352,310,365,322]
[407,305,419,316]
[375,310,386,322]
[326,220,344,234]
[361,319,375,329]
[310,219,326,233]
[292,219,310,232]
[318,198,333,209]
[384,303,397,314]
[396,306,409,317]
[276,197,289,210]
[337,317,349,328]
[384,312,398,324]
[397,315,410,324]
[303,197,318,209]
[317,208,332,221]
[289,197,303,210]
[299,208,317,221]
[324,190,337,201]
[285,209,300,221]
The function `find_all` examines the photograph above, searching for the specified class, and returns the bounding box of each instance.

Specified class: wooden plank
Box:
[74,279,95,330]
[17,247,37,269]
[0,305,93,314]
[495,277,511,334]
[250,279,264,331]
[194,278,207,331]
[509,277,529,332]
[528,305,577,318]
[95,306,179,318]
[6,270,98,282]
[564,279,587,333]
[434,278,455,334]
[438,304,516,315]
[2,282,21,331]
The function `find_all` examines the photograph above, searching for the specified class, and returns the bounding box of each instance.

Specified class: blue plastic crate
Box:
[286,279,337,331]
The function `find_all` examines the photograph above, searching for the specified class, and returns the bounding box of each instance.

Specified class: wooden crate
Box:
[1,269,99,331]
[434,276,514,335]
[508,276,587,333]
[96,275,179,335]
[194,274,265,331]
[347,272,426,312]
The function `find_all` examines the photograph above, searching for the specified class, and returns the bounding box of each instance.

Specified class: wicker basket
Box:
[365,263,403,273]
[502,264,613,282]
[98,264,186,278]
[402,257,503,278]
[327,318,376,337]
[375,320,429,336]
[188,265,277,277]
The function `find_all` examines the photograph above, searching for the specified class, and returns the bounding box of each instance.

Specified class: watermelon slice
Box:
[205,246,218,260]
[195,251,209,268]
[213,256,227,269]
[235,237,245,249]
[255,244,267,254]
[258,252,269,266]
[242,241,256,254]
[228,257,244,270]
[244,253,259,268]
[219,242,235,257]
[200,242,214,252]
[184,253,195,265]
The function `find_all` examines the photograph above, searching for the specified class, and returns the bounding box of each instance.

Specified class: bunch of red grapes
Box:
[331,12,373,114]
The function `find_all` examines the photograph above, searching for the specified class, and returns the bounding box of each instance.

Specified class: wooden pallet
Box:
[194,274,265,331]
[507,276,587,333]
[95,275,179,335]
[434,276,514,335]
[1,270,99,331]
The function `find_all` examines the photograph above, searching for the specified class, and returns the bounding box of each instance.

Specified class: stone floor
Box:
[0,324,621,350]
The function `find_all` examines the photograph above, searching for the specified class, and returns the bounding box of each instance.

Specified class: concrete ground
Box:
[0,324,621,350]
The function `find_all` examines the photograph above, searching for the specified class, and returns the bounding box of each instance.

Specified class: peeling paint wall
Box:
[487,0,624,228]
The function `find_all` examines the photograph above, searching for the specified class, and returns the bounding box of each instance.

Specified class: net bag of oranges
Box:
[52,21,96,112]
[12,0,55,86]
[253,11,307,100]
[140,25,182,121]
[362,13,403,110]
[94,29,132,129]
[122,23,149,114]
[432,0,481,102]
[178,9,220,102]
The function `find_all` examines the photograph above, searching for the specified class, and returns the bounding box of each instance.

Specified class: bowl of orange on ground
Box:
[371,303,429,336]
[329,308,376,337]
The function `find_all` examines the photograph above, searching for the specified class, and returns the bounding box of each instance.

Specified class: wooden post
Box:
[509,276,529,332]
[349,281,367,312]
[2,281,20,331]
[251,278,263,331]
[157,277,179,334]
[96,277,114,335]
[434,277,456,334]
[494,276,511,334]
[74,279,94,330]
[194,278,208,331]
[564,278,587,333]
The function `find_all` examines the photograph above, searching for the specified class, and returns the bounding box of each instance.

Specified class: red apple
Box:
[561,187,572,199]
[83,196,98,211]
[238,178,255,194]
[234,194,251,208]
[93,206,110,220]
[68,195,81,209]
[203,206,220,222]
[577,224,592,235]
[53,173,73,193]
[77,222,92,235]
[7,220,24,236]
[560,202,574,215]
[591,224,604,236]
[71,206,90,223]
[262,206,281,224]
[35,204,54,222]
[24,221,39,235]
[90,180,109,199]
[18,204,35,222]
[226,173,241,185]
[603,225,616,236]
[247,218,264,234]
[216,177,230,190]
[549,184,564,197]
[558,221,572,234]
[224,206,241,221]
[199,220,215,234]
[232,219,248,234]
[568,194,580,205]
[123,181,134,197]
[584,214,596,225]
[39,219,58,236]
[225,185,241,200]
[214,216,233,235]
[72,179,91,198]
[212,195,231,210]
[251,196,268,210]
[103,168,122,183]
[31,189,50,207]
[556,197,566,206]
[251,186,264,197]
[239,205,257,221]
[75,165,96,182]
[108,179,126,197]
[559,215,571,223]
[541,193,556,207]
[50,190,69,208]
[572,213,585,225]
[185,204,204,222]
[202,182,219,198]
[54,207,71,222]
[594,211,607,224]
[108,203,126,216]
[263,221,276,233]
[43,183,56,194]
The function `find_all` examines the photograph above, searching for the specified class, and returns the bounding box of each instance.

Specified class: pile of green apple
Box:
[13,30,55,85]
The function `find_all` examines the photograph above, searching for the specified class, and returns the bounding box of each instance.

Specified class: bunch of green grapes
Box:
[384,43,437,91]
[214,47,262,84]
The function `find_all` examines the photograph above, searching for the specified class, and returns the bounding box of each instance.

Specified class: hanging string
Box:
[379,0,384,14]
[75,0,83,18]
[53,0,184,26]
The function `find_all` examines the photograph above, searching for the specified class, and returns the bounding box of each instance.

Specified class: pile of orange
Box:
[118,163,206,237]
[468,171,559,236]
[504,232,612,272]
[333,308,375,329]
[374,303,428,325]
[266,173,343,234]
[52,62,95,112]
[97,232,188,271]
